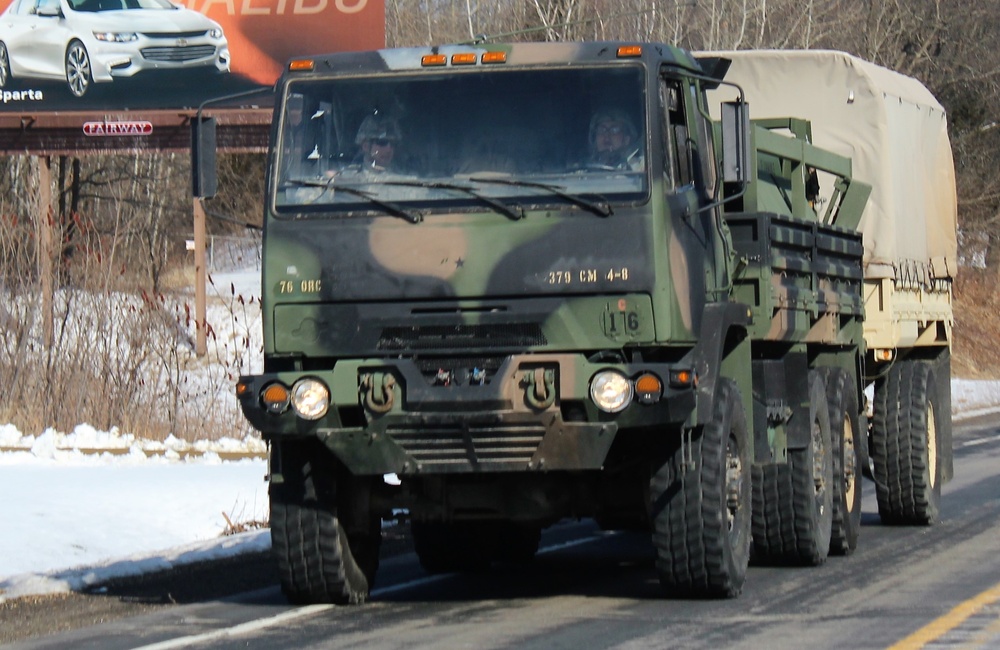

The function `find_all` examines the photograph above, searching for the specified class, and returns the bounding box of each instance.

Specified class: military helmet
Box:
[356,114,401,145]
[589,108,637,144]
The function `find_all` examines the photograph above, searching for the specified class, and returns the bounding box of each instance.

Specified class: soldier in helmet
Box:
[355,113,402,172]
[587,108,642,170]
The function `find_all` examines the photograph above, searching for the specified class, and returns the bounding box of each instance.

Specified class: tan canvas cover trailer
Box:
[705,49,957,352]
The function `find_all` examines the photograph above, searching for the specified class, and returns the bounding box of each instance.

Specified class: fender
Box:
[688,301,751,425]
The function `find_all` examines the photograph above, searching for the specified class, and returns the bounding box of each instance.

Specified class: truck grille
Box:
[413,356,504,385]
[141,45,216,62]
[378,323,546,351]
[388,423,544,468]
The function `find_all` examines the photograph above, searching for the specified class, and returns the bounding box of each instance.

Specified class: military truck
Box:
[234,42,955,605]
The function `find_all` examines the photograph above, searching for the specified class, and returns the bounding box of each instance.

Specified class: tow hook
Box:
[523,367,556,410]
[361,372,396,413]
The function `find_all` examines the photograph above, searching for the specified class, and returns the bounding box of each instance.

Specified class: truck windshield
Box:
[273,65,647,217]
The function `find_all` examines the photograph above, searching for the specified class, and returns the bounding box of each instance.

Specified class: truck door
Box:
[658,73,723,312]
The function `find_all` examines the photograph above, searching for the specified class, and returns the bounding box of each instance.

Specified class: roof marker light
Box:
[481,51,507,64]
[421,54,447,67]
[617,45,642,58]
[451,53,477,65]
[288,59,315,71]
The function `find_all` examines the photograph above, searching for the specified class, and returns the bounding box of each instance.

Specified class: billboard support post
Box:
[194,197,208,357]
[191,116,218,199]
[36,155,54,349]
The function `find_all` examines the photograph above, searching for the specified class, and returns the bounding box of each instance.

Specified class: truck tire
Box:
[751,371,833,565]
[270,446,381,605]
[821,367,862,555]
[871,359,941,525]
[650,378,751,598]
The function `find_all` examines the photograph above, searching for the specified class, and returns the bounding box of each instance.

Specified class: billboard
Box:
[0,0,384,112]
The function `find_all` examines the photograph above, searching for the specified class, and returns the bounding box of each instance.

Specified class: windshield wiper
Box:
[285,178,423,224]
[379,180,524,221]
[465,176,613,217]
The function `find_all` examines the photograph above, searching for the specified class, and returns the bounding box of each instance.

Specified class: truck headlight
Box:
[590,370,633,413]
[291,378,330,420]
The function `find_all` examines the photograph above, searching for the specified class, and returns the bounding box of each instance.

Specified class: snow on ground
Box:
[0,434,268,602]
[1,263,271,603]
[952,378,1000,421]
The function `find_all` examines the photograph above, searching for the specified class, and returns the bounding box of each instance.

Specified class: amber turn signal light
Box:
[874,349,894,362]
[668,369,696,389]
[635,373,662,405]
[262,383,291,414]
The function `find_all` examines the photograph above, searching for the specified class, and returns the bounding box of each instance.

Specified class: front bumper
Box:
[238,353,697,476]
[92,41,230,81]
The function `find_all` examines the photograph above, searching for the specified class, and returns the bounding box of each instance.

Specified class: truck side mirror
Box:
[721,101,751,186]
[191,115,218,199]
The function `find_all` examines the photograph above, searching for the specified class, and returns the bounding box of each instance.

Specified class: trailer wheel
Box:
[269,445,381,605]
[752,371,833,565]
[871,360,941,525]
[650,378,751,598]
[821,367,862,555]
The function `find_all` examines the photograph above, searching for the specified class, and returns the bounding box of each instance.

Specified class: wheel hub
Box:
[843,413,857,506]
[725,435,743,534]
[812,416,827,515]
[927,402,938,487]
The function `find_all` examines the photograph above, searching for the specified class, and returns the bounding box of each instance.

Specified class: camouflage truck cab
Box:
[238,42,877,604]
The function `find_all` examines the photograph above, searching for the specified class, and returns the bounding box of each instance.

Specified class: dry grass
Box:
[952,267,1000,379]
[221,503,269,536]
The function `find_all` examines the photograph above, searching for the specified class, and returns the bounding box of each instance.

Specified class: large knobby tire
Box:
[821,367,862,555]
[269,446,381,605]
[650,378,751,598]
[752,371,833,565]
[871,360,941,525]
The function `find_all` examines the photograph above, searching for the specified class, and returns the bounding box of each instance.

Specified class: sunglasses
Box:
[595,124,624,136]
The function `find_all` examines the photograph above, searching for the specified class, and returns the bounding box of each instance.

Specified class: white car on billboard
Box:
[0,0,230,98]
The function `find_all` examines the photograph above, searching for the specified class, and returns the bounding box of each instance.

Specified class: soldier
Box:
[354,114,402,172]
[587,108,642,170]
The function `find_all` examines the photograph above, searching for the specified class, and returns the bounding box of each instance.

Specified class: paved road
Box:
[8,417,1000,650]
